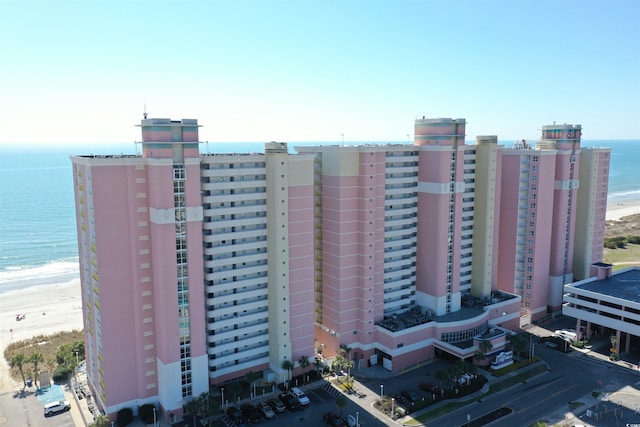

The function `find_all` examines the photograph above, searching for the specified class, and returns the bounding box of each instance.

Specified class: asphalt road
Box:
[431,330,640,426]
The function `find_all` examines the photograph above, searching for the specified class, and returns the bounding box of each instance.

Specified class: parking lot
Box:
[211,384,386,427]
[0,387,74,427]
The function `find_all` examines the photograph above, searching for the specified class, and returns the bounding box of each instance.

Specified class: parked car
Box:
[401,389,419,403]
[226,406,248,426]
[418,383,440,394]
[258,401,276,419]
[279,392,301,411]
[323,412,347,426]
[44,400,71,416]
[291,386,311,406]
[267,398,286,413]
[241,403,262,423]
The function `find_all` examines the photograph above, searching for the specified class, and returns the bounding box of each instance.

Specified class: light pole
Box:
[391,397,395,419]
[380,384,384,398]
[75,351,78,365]
[356,411,359,427]
[467,413,471,427]
[221,387,225,408]
[153,407,157,427]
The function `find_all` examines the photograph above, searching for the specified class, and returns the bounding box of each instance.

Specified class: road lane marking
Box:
[516,383,578,414]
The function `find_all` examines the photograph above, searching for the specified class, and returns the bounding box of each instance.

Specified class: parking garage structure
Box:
[563,265,640,355]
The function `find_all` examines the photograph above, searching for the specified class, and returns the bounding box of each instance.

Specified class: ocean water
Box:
[0,139,638,294]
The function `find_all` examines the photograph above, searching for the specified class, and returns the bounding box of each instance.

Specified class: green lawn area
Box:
[603,243,640,270]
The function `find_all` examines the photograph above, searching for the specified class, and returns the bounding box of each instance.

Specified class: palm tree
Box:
[244,370,260,398]
[90,414,110,427]
[339,344,352,358]
[433,369,448,391]
[610,334,618,360]
[298,356,310,384]
[335,395,348,418]
[478,340,493,360]
[281,359,293,388]
[507,334,525,361]
[198,392,218,427]
[184,397,201,427]
[29,353,44,388]
[314,358,324,378]
[10,354,27,388]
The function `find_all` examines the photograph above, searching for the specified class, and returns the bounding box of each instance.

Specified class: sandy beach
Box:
[1,199,639,393]
[607,199,640,221]
[0,279,84,391]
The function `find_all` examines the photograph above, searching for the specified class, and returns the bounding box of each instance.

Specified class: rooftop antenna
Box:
[143,104,148,119]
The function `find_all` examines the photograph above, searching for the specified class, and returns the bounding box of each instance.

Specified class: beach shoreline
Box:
[0,279,83,391]
[606,198,640,221]
[1,198,640,393]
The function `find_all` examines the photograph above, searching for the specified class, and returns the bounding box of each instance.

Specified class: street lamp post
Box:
[221,387,225,408]
[153,407,157,427]
[380,384,384,398]
[356,411,359,427]
[467,413,471,427]
[391,398,395,419]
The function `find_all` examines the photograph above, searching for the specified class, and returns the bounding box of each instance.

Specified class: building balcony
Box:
[210,342,269,366]
[207,288,268,306]
[207,300,269,320]
[208,311,268,330]
[207,322,268,343]
[201,167,266,178]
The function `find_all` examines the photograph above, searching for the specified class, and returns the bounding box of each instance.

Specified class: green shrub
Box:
[605,236,628,249]
[627,235,640,244]
[52,365,71,382]
[117,407,134,426]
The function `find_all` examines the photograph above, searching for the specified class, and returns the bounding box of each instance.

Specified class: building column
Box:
[626,332,632,353]
[616,329,621,355]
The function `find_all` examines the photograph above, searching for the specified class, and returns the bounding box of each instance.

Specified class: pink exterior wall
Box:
[496,154,520,294]
[590,151,609,265]
[321,174,365,336]
[89,162,157,405]
[415,146,464,306]
[532,155,560,314]
[287,184,316,361]
[319,150,386,356]
[356,151,386,342]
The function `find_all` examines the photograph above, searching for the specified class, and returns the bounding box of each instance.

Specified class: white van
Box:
[44,400,71,416]
[290,387,310,406]
[553,330,578,342]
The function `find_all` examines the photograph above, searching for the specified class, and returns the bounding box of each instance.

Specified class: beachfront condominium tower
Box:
[72,119,210,422]
[497,124,610,323]
[71,119,315,423]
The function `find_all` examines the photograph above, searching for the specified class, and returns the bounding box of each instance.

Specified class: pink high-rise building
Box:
[71,116,609,423]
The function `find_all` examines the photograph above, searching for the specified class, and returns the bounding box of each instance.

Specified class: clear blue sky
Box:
[1,0,638,145]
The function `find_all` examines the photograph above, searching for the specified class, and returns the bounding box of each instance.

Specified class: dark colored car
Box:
[279,392,301,412]
[241,403,262,423]
[401,389,419,403]
[267,398,286,413]
[226,406,248,426]
[323,412,347,426]
[418,383,440,394]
